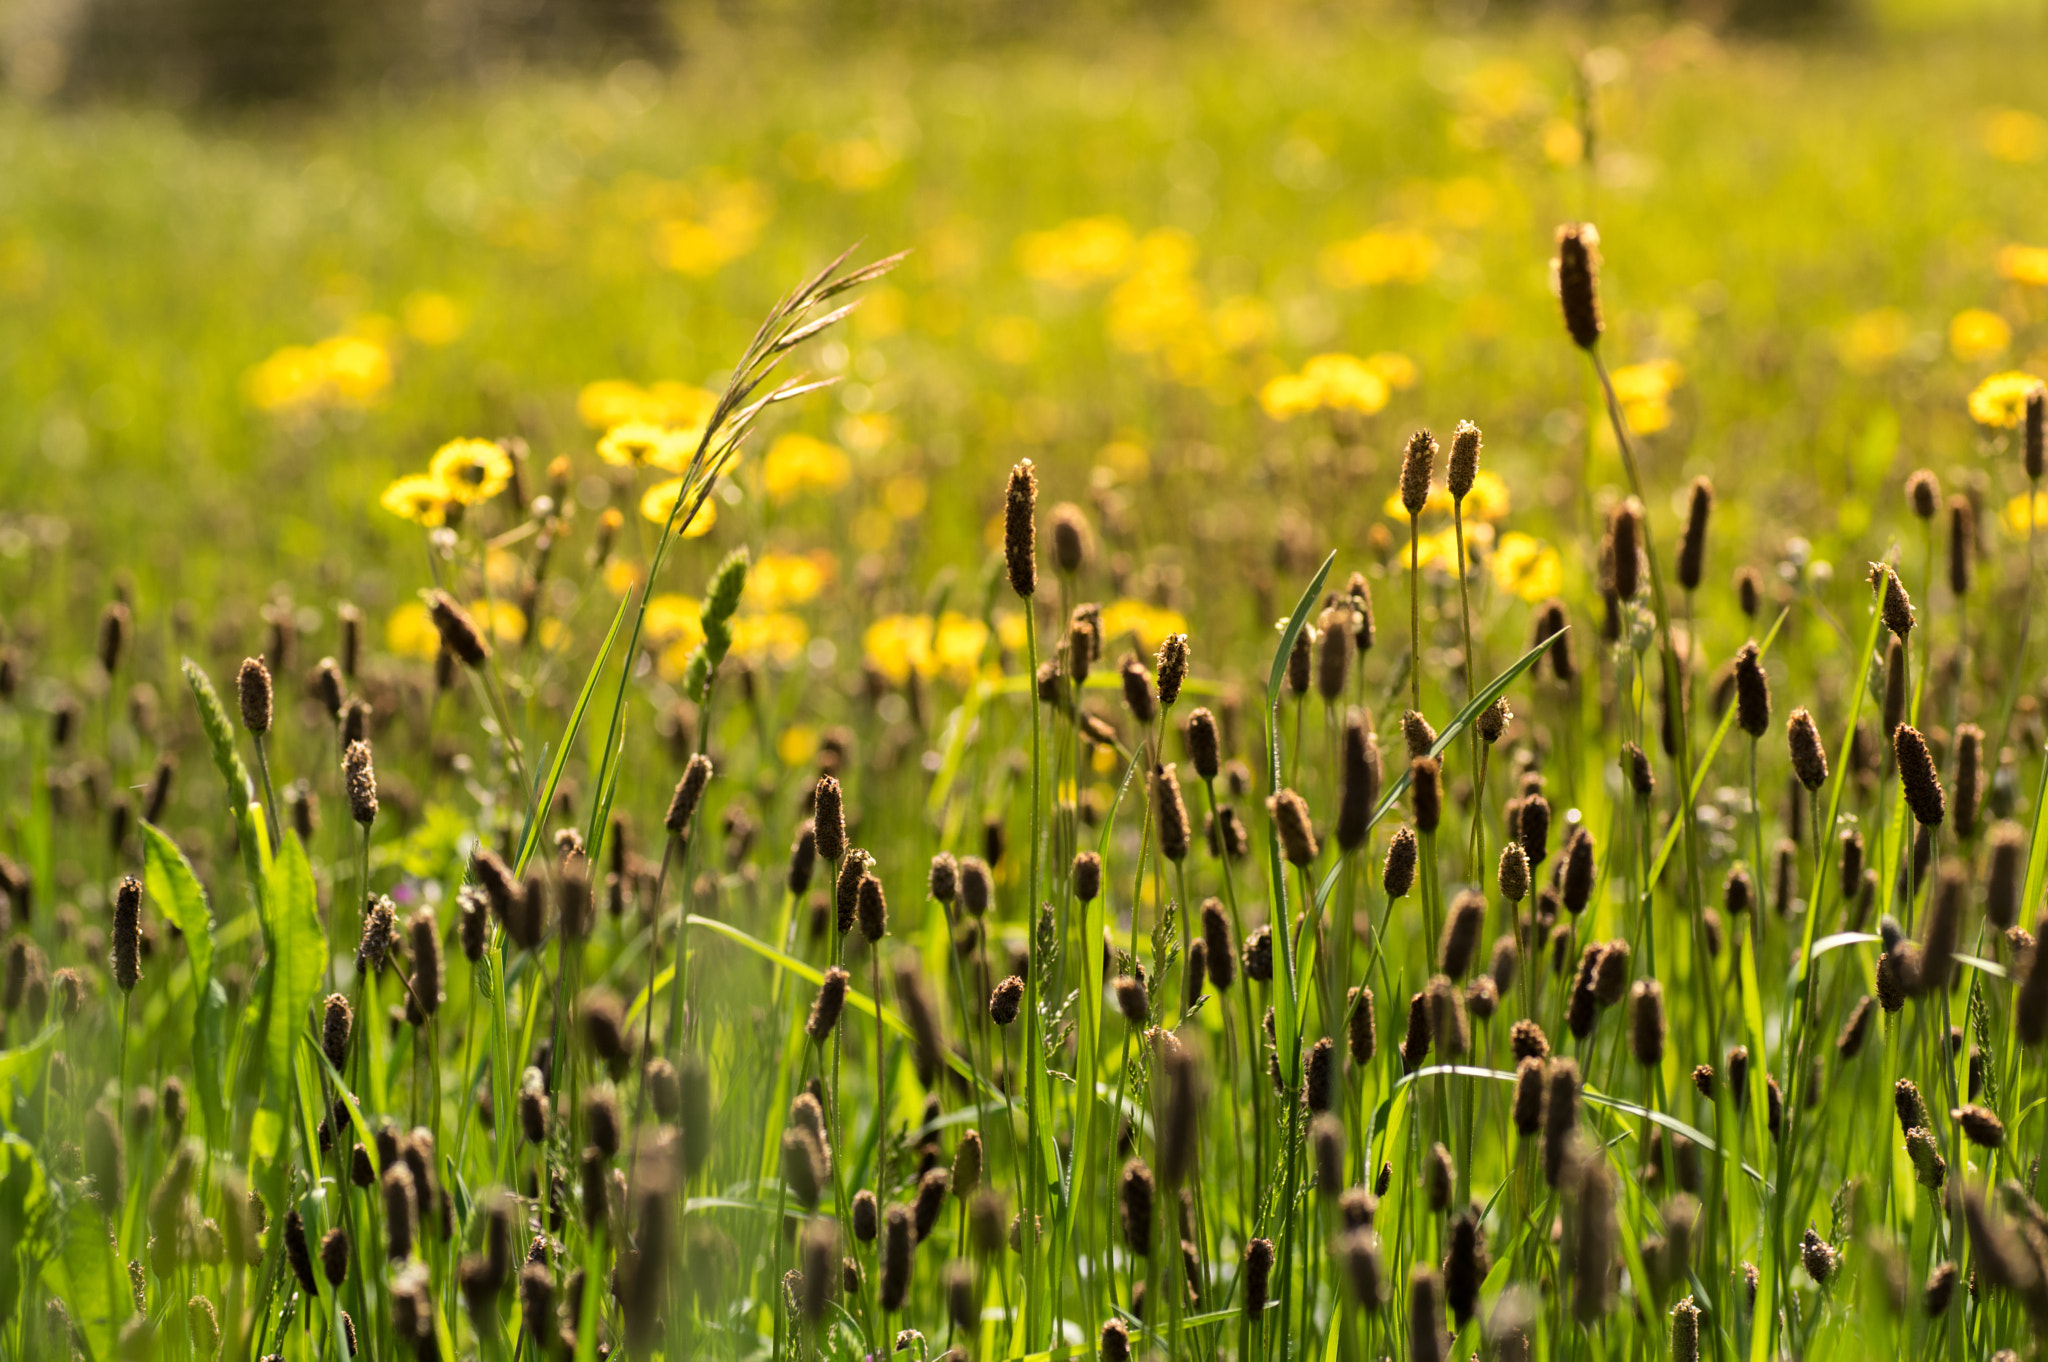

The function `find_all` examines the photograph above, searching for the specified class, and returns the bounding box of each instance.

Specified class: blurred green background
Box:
[3,0,2047,671]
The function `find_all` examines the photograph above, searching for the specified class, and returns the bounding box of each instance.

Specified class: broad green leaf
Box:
[44,1192,121,1359]
[141,820,213,986]
[264,831,326,1094]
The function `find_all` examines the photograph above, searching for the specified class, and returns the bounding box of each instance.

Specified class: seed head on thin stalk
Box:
[1003,459,1036,599]
[1676,477,1713,593]
[1155,632,1189,708]
[1383,826,1418,899]
[1894,724,1945,827]
[1552,223,1603,349]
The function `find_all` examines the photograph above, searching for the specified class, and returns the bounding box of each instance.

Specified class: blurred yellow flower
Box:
[1969,370,2045,428]
[1097,440,1150,483]
[1608,358,1685,434]
[1838,308,1911,373]
[1983,108,2048,163]
[653,178,772,277]
[1491,532,1563,602]
[1381,469,1509,523]
[386,602,439,659]
[246,335,393,411]
[777,725,820,766]
[747,551,831,609]
[762,434,852,504]
[402,292,467,346]
[1319,227,1440,288]
[1099,598,1190,651]
[1949,308,2011,362]
[2002,490,2048,537]
[1106,231,1213,380]
[599,421,700,474]
[882,475,928,520]
[731,612,809,666]
[863,612,992,685]
[1260,353,1390,420]
[578,379,716,430]
[981,315,1043,365]
[1542,119,1584,167]
[638,480,720,535]
[1016,216,1135,287]
[604,560,644,595]
[1365,352,1421,391]
[1998,244,2048,286]
[1211,295,1276,351]
[428,439,513,504]
[381,474,452,527]
[644,594,705,652]
[838,412,895,455]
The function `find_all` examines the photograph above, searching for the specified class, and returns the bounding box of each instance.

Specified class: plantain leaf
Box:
[141,821,213,987]
[263,831,326,1098]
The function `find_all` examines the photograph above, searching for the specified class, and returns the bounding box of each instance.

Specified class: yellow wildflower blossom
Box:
[653,178,772,277]
[1211,295,1276,351]
[1949,309,2011,362]
[1015,215,1135,287]
[381,474,452,527]
[1319,227,1440,289]
[1607,358,1684,434]
[638,480,719,535]
[762,434,852,504]
[402,292,466,346]
[1099,599,1190,651]
[427,439,513,504]
[1364,352,1420,391]
[1984,109,2047,163]
[1259,354,1391,420]
[644,595,705,652]
[747,551,831,610]
[1381,469,1509,523]
[604,560,644,596]
[882,476,928,520]
[1997,244,2048,287]
[578,379,716,431]
[731,612,809,666]
[2002,491,2048,538]
[1969,371,2045,428]
[386,602,440,659]
[598,421,702,474]
[1838,308,1911,374]
[777,725,820,766]
[1491,532,1563,603]
[245,334,393,412]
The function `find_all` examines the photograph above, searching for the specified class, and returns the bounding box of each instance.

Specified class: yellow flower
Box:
[777,725,820,766]
[1211,295,1275,351]
[862,612,992,686]
[473,600,527,647]
[1838,308,1911,374]
[1969,370,2045,428]
[1983,108,2048,163]
[1099,599,1190,651]
[653,177,772,277]
[882,476,928,520]
[604,559,644,595]
[995,611,1027,653]
[314,336,393,404]
[1609,358,1684,430]
[747,551,831,610]
[578,379,715,430]
[386,602,440,659]
[245,334,393,412]
[1998,244,2048,286]
[1260,353,1391,421]
[1386,469,1514,523]
[403,292,467,346]
[1319,227,1440,288]
[731,612,809,666]
[644,594,705,652]
[2002,491,2048,538]
[380,474,452,527]
[638,480,720,535]
[1491,532,1563,603]
[762,434,852,504]
[981,316,1043,365]
[1015,215,1135,287]
[1949,308,2011,362]
[1542,118,1584,167]
[428,439,513,504]
[1364,352,1420,391]
[931,612,991,681]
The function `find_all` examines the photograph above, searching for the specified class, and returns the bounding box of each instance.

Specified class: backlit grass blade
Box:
[514,589,632,876]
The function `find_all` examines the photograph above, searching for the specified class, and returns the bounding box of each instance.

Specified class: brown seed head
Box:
[1399,428,1437,516]
[343,741,378,826]
[1383,825,1418,899]
[1875,564,1916,640]
[1155,633,1189,709]
[112,876,143,993]
[1049,501,1090,575]
[1894,724,1946,827]
[1676,477,1713,592]
[1733,642,1770,738]
[1447,420,1481,499]
[665,755,714,837]
[1906,469,1940,520]
[1270,788,1318,865]
[1004,459,1037,599]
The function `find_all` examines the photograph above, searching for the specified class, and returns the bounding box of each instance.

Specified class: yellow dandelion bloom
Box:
[644,594,705,651]
[1969,371,2045,428]
[777,725,820,766]
[638,479,719,535]
[577,379,716,430]
[1383,484,1455,521]
[428,438,513,504]
[1997,244,2048,287]
[1491,532,1563,603]
[599,422,700,474]
[1319,227,1440,289]
[403,292,467,346]
[315,336,393,404]
[1260,353,1391,421]
[838,412,896,455]
[2002,491,2048,538]
[1983,109,2048,164]
[882,476,928,520]
[1364,352,1421,391]
[604,559,644,596]
[762,434,852,504]
[1211,295,1276,351]
[386,602,440,659]
[995,611,1027,653]
[1542,118,1584,167]
[1838,308,1911,374]
[1099,599,1191,651]
[862,614,927,685]
[731,612,809,666]
[380,474,452,527]
[474,600,527,647]
[245,334,393,412]
[981,315,1043,365]
[1015,215,1136,287]
[653,178,772,277]
[1608,358,1684,406]
[1949,309,2011,362]
[747,551,831,610]
[931,612,992,682]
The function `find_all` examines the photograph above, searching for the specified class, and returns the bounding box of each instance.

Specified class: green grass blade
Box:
[515,589,633,876]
